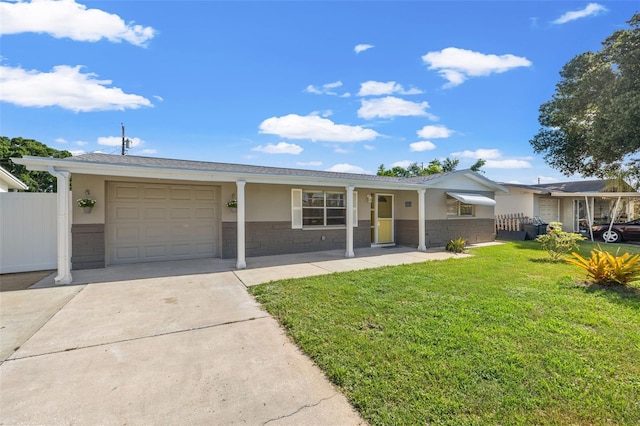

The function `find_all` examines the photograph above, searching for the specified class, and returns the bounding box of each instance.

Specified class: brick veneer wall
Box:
[72,224,105,270]
[396,218,496,248]
[222,220,371,258]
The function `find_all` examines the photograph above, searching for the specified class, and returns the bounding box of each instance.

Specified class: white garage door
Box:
[538,197,559,223]
[106,182,220,265]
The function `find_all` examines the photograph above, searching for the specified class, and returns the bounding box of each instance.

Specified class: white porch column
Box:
[48,167,72,284]
[417,189,426,252]
[236,180,247,269]
[345,185,355,258]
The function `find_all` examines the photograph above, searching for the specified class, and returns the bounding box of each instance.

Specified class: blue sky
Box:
[1,1,638,184]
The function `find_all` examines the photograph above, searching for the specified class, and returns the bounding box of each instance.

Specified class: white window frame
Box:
[292,189,357,229]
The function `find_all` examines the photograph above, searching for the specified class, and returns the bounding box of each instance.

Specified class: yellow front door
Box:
[376,194,393,244]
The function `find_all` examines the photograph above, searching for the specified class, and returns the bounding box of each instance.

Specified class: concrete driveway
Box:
[0,245,482,424]
[1,271,366,424]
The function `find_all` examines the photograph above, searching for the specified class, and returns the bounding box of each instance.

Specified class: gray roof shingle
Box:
[66,153,459,184]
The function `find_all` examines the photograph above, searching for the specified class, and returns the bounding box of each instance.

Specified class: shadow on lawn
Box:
[576,281,640,308]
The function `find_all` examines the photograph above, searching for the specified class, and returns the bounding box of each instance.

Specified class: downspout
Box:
[48,166,73,284]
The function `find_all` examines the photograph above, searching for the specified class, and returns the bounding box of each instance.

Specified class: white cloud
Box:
[485,159,532,169]
[451,148,532,169]
[259,114,380,143]
[153,95,164,102]
[334,147,349,154]
[69,149,86,156]
[354,44,374,54]
[417,125,452,139]
[305,85,322,94]
[363,144,375,150]
[0,0,156,46]
[450,148,501,159]
[297,161,322,167]
[0,64,152,112]
[409,141,436,152]
[55,137,67,144]
[305,81,344,96]
[75,140,88,146]
[357,81,422,96]
[137,148,157,155]
[358,96,437,120]
[422,47,532,88]
[251,142,303,155]
[98,136,143,147]
[327,163,368,174]
[392,160,413,168]
[552,3,607,24]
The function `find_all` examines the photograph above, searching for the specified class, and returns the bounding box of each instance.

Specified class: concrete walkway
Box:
[0,245,476,425]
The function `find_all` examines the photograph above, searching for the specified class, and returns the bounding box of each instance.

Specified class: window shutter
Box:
[353,191,358,227]
[291,188,302,229]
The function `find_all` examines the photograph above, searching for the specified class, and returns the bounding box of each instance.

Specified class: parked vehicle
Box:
[592,219,640,243]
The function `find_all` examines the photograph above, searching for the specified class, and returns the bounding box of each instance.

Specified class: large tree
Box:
[0,137,72,192]
[530,13,640,177]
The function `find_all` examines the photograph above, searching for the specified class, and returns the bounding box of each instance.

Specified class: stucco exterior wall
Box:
[495,190,535,217]
[425,189,495,220]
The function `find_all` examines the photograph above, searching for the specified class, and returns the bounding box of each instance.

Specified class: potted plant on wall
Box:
[226,198,237,212]
[77,196,96,213]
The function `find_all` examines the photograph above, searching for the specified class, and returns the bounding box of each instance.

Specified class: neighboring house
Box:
[496,180,640,234]
[14,153,507,284]
[0,166,28,192]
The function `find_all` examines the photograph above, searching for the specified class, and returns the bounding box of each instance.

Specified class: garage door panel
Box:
[195,208,215,219]
[114,246,141,261]
[107,182,220,265]
[144,187,167,200]
[114,206,140,220]
[144,207,166,220]
[194,189,216,201]
[114,185,139,199]
[115,226,140,241]
[170,208,191,219]
[145,245,168,258]
[170,188,192,200]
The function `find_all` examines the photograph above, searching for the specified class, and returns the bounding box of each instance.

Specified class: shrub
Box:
[535,222,585,261]
[445,237,467,254]
[566,247,640,285]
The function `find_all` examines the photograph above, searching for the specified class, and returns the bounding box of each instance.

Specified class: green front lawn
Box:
[249,242,640,425]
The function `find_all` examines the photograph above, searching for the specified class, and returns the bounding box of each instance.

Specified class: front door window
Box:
[375,194,393,244]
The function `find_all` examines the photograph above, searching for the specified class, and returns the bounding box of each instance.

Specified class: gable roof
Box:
[14,153,508,192]
[0,166,28,190]
[502,179,637,194]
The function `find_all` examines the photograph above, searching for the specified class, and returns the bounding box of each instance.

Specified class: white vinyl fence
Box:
[0,192,58,273]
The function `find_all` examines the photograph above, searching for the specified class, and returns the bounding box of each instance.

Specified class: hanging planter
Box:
[226,198,237,212]
[77,194,96,213]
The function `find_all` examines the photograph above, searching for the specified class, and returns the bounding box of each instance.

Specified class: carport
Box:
[550,192,640,242]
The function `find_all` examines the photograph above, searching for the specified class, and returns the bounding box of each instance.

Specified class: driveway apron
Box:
[0,271,365,425]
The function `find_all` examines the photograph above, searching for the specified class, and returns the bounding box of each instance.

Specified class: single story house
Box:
[14,153,508,284]
[495,180,640,235]
[0,166,28,192]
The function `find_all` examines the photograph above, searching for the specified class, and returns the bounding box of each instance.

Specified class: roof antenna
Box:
[121,123,131,156]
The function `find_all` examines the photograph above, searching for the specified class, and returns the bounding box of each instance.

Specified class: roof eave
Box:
[12,156,427,191]
[550,191,640,198]
[0,166,28,190]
